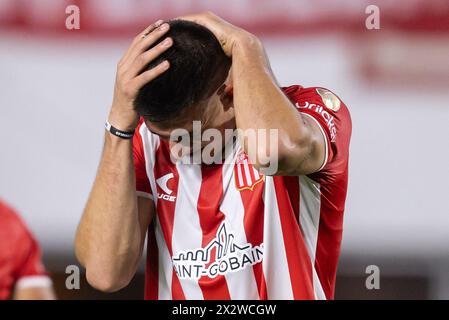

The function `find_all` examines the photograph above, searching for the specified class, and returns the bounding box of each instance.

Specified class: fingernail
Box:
[155,19,163,26]
[161,37,172,47]
[159,23,169,31]
[162,60,170,69]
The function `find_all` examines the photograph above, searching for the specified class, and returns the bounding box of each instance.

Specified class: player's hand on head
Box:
[178,11,254,57]
[109,20,172,131]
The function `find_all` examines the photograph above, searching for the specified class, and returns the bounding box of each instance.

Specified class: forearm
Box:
[232,36,312,168]
[74,20,171,291]
[75,133,142,291]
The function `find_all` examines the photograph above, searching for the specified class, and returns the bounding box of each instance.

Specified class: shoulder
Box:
[0,200,35,254]
[0,200,27,236]
[282,84,351,137]
[283,85,349,113]
[283,85,352,175]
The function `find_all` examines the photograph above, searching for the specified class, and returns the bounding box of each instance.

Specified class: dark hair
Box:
[134,20,231,122]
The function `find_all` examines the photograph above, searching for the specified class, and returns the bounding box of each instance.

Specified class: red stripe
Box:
[171,271,185,300]
[196,164,231,300]
[311,171,347,299]
[306,99,350,299]
[144,222,158,300]
[273,176,315,299]
[284,176,300,224]
[153,141,185,300]
[239,169,268,300]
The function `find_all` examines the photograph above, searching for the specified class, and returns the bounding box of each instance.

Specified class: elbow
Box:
[75,231,138,293]
[85,265,131,293]
[74,234,86,269]
[277,132,319,175]
[249,133,311,176]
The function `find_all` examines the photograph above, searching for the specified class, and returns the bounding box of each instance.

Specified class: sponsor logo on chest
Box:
[172,222,264,280]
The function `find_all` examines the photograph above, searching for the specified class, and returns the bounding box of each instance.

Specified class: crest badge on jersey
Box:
[316,88,341,112]
[234,151,264,191]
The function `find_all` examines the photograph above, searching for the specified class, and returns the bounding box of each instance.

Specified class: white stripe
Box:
[262,177,294,299]
[301,112,329,171]
[253,167,260,180]
[237,163,244,188]
[243,159,253,185]
[299,176,321,261]
[136,191,153,200]
[313,268,326,300]
[140,124,170,298]
[219,161,259,300]
[171,163,204,299]
[15,275,52,289]
[139,124,160,206]
[154,216,173,300]
[299,176,326,299]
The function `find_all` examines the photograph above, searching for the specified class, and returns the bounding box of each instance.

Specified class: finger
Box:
[140,19,164,39]
[177,12,217,25]
[121,20,164,63]
[177,14,205,26]
[134,20,165,47]
[125,23,171,68]
[127,37,173,78]
[133,60,170,90]
[176,14,219,39]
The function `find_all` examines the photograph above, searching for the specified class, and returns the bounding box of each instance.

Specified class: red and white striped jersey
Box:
[133,85,351,300]
[0,200,50,300]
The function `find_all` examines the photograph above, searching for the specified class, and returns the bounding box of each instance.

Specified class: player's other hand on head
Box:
[178,11,256,57]
[109,20,172,131]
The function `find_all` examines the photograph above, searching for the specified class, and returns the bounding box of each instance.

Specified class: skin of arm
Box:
[75,20,172,292]
[13,286,56,300]
[181,12,326,175]
[75,134,153,292]
[232,38,326,175]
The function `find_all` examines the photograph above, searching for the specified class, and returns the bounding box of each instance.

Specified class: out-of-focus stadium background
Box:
[1,0,449,299]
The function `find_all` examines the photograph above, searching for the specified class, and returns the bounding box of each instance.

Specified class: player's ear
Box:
[219,83,233,110]
[224,83,233,98]
[222,66,233,97]
[217,83,233,97]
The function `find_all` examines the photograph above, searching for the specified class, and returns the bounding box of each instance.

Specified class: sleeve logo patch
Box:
[316,88,341,112]
[296,101,337,142]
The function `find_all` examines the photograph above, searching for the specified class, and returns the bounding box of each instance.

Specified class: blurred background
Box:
[1,0,449,299]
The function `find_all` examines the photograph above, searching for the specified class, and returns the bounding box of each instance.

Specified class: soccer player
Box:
[0,199,56,300]
[76,12,351,300]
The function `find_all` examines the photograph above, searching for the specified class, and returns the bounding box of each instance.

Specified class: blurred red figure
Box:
[0,199,55,300]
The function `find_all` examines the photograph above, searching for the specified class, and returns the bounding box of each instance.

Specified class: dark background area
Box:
[46,254,432,300]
